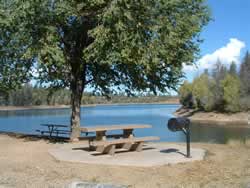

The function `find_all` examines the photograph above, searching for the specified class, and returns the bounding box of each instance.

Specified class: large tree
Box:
[1,0,210,140]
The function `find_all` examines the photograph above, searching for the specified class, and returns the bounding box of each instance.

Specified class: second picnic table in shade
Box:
[37,124,70,138]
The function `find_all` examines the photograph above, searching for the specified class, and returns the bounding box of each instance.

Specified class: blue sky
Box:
[184,0,250,81]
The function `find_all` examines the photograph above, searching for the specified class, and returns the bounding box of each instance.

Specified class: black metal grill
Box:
[167,117,191,158]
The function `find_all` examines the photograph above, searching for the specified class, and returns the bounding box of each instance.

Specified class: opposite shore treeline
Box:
[179,51,250,113]
[0,87,178,107]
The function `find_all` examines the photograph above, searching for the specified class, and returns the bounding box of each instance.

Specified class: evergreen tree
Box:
[229,61,237,76]
[212,59,228,82]
[204,69,209,75]
[211,59,227,110]
[239,51,250,96]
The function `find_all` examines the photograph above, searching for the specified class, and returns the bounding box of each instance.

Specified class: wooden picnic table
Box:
[80,124,159,155]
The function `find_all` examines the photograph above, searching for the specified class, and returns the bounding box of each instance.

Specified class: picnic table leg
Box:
[96,145,105,153]
[96,145,115,155]
[123,129,134,138]
[49,126,53,139]
[130,142,144,152]
[123,129,134,149]
[91,131,107,151]
[104,145,115,155]
[88,137,96,151]
[96,131,106,141]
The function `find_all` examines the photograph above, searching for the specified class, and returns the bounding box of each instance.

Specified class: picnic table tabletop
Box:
[80,124,152,132]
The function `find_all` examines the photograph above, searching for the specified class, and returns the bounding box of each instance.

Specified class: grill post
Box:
[186,123,191,158]
[167,117,191,158]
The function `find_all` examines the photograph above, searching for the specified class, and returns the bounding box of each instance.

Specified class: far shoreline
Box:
[0,101,180,111]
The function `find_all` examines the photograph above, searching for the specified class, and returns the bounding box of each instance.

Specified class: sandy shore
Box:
[0,133,249,188]
[175,107,250,127]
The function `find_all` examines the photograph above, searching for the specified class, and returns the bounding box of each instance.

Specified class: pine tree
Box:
[229,61,237,76]
[211,59,227,110]
[239,51,250,96]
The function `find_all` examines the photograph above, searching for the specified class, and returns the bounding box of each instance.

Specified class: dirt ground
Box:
[0,134,250,188]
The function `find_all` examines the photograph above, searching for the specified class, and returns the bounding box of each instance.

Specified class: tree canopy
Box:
[1,0,210,140]
[0,1,33,93]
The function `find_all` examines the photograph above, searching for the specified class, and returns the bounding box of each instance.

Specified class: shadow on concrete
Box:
[160,148,187,157]
[89,146,157,156]
[72,147,92,152]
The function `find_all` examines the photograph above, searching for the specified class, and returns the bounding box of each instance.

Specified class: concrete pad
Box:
[49,142,205,167]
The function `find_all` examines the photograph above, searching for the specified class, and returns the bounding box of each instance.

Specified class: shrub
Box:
[221,74,241,112]
[192,74,215,111]
[178,81,195,108]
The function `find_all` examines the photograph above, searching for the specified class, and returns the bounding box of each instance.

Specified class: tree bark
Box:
[66,20,88,141]
[70,77,84,141]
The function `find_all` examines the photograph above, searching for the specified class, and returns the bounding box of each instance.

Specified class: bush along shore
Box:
[177,51,250,126]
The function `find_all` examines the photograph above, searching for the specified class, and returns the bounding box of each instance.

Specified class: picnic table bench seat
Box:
[91,136,160,155]
[36,129,70,136]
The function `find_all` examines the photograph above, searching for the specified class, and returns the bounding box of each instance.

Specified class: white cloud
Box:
[183,38,246,72]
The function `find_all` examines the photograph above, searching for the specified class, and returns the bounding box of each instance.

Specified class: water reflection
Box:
[190,123,250,143]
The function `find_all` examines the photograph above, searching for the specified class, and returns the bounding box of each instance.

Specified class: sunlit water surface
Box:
[0,104,249,144]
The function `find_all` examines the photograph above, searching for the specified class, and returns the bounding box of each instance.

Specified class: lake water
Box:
[0,104,249,144]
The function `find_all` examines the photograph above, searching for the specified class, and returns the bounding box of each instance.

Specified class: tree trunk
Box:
[70,78,84,141]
